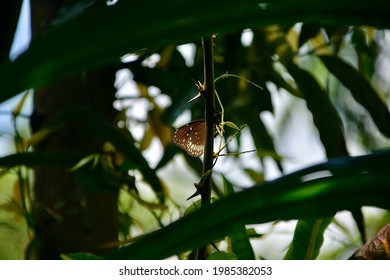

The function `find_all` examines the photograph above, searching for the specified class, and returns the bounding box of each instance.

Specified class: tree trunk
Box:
[29,0,118,259]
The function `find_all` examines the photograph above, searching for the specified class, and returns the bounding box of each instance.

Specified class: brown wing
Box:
[172,120,205,157]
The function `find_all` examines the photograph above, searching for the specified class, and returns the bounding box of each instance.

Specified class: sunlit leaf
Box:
[149,107,173,148]
[68,154,99,172]
[12,90,30,117]
[139,124,154,151]
[224,121,240,130]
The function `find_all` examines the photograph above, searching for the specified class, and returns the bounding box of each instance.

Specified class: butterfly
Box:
[172,120,206,157]
[172,111,223,157]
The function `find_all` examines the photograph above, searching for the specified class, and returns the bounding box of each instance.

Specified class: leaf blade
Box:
[106,150,390,259]
[287,62,348,158]
[284,217,333,260]
[223,175,255,260]
[320,55,390,138]
[2,0,390,103]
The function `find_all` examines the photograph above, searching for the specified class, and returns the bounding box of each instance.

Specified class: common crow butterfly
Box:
[172,120,206,157]
[172,113,222,157]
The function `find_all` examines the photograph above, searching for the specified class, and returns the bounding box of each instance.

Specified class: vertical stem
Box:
[197,36,215,259]
[202,36,215,203]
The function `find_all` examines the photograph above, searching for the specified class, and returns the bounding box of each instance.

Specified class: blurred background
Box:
[1,0,390,259]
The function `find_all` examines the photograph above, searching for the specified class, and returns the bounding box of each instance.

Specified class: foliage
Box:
[0,0,390,259]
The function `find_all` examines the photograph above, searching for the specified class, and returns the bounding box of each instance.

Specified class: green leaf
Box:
[61,252,102,260]
[2,0,390,103]
[0,151,123,193]
[244,168,264,184]
[223,175,256,260]
[239,108,283,171]
[208,251,237,260]
[105,150,390,259]
[287,62,348,158]
[74,168,118,193]
[68,154,100,172]
[224,121,240,130]
[319,55,390,138]
[0,152,84,169]
[284,217,333,260]
[184,197,217,217]
[299,23,322,47]
[183,199,202,217]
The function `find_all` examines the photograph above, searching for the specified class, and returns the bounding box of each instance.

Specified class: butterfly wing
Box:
[172,120,205,157]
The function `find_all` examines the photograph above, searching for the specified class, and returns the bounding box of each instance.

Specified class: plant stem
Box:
[202,36,215,204]
[197,36,216,260]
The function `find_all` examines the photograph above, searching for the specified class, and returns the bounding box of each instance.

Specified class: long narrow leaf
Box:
[1,1,390,103]
[320,55,390,138]
[284,217,333,259]
[0,152,84,169]
[287,62,348,158]
[223,175,255,260]
[107,150,390,259]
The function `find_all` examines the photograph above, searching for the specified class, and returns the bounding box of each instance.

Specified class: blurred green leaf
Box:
[287,62,348,158]
[239,108,283,171]
[184,197,218,217]
[106,150,390,259]
[0,152,83,169]
[284,217,333,259]
[2,0,390,103]
[223,175,255,260]
[61,252,102,260]
[183,199,202,217]
[319,55,390,138]
[0,151,123,193]
[244,168,264,185]
[208,251,237,260]
[351,27,370,54]
[224,121,240,130]
[74,168,118,193]
[1,0,390,261]
[68,154,100,172]
[299,23,322,47]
